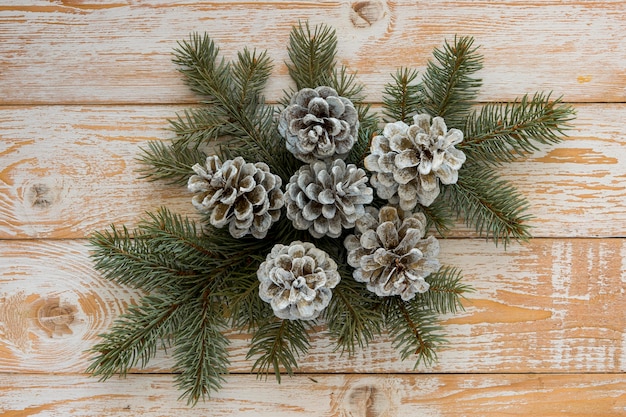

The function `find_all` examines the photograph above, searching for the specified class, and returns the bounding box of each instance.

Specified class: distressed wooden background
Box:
[1,1,625,415]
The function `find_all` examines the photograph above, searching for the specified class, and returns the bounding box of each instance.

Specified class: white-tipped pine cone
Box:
[364,114,466,209]
[188,155,284,239]
[257,241,341,320]
[344,206,441,301]
[285,159,373,238]
[279,86,359,163]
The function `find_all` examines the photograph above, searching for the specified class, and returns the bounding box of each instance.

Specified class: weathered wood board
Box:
[1,104,625,239]
[1,238,624,374]
[1,0,625,105]
[1,374,625,416]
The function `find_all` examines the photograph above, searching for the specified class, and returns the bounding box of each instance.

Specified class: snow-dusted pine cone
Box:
[344,206,441,300]
[364,114,466,209]
[188,155,284,239]
[285,159,373,238]
[279,86,359,163]
[257,241,341,320]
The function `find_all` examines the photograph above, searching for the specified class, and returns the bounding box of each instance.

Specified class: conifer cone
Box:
[188,155,284,238]
[344,206,441,300]
[364,114,466,209]
[279,86,359,163]
[257,241,341,320]
[285,159,373,238]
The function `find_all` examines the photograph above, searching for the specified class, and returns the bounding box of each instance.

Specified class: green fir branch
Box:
[173,33,230,103]
[323,273,383,355]
[137,139,206,185]
[89,208,224,292]
[416,266,470,314]
[86,293,186,380]
[168,106,229,151]
[286,21,337,89]
[90,225,200,292]
[460,93,575,165]
[418,197,455,236]
[443,164,533,245]
[322,65,365,101]
[382,67,421,124]
[231,48,273,108]
[173,33,288,178]
[173,295,230,405]
[247,318,311,382]
[383,297,445,368]
[419,36,483,128]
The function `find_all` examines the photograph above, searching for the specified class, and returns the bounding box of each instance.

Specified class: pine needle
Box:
[419,36,483,128]
[383,297,445,368]
[86,293,186,379]
[460,93,575,165]
[416,266,471,314]
[247,319,311,383]
[173,296,230,405]
[286,21,337,89]
[382,67,421,124]
[443,164,533,246]
[324,273,383,355]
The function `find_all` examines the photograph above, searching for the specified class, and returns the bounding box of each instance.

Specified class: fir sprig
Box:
[443,164,533,245]
[417,266,469,314]
[419,36,483,129]
[286,21,337,90]
[382,67,421,124]
[460,93,575,165]
[324,273,384,355]
[172,296,230,406]
[383,297,444,367]
[247,318,312,382]
[86,293,187,379]
[137,139,207,185]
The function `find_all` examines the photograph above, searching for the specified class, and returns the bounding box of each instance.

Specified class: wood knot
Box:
[350,1,385,27]
[27,183,56,209]
[347,385,390,416]
[32,297,76,337]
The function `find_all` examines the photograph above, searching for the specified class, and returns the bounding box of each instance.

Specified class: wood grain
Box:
[1,238,624,374]
[1,104,624,239]
[1,0,625,105]
[1,373,624,416]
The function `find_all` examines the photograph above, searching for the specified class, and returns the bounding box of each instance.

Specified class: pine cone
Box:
[364,114,466,209]
[257,241,340,320]
[279,86,359,163]
[285,159,373,238]
[188,155,284,239]
[344,206,440,300]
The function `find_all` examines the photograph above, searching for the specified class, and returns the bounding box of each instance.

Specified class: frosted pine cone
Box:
[364,114,466,209]
[285,159,373,238]
[257,241,341,320]
[279,86,359,163]
[344,206,441,301]
[188,155,284,239]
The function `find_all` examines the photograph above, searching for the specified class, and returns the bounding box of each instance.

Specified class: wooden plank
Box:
[1,238,624,374]
[1,0,625,105]
[1,104,624,239]
[0,373,624,416]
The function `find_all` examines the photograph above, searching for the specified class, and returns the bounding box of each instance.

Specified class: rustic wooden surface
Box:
[1,1,625,415]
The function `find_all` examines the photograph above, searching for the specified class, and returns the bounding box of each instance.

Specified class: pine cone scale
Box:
[258,241,340,320]
[367,114,466,208]
[189,156,284,238]
[345,207,441,300]
[279,86,359,162]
